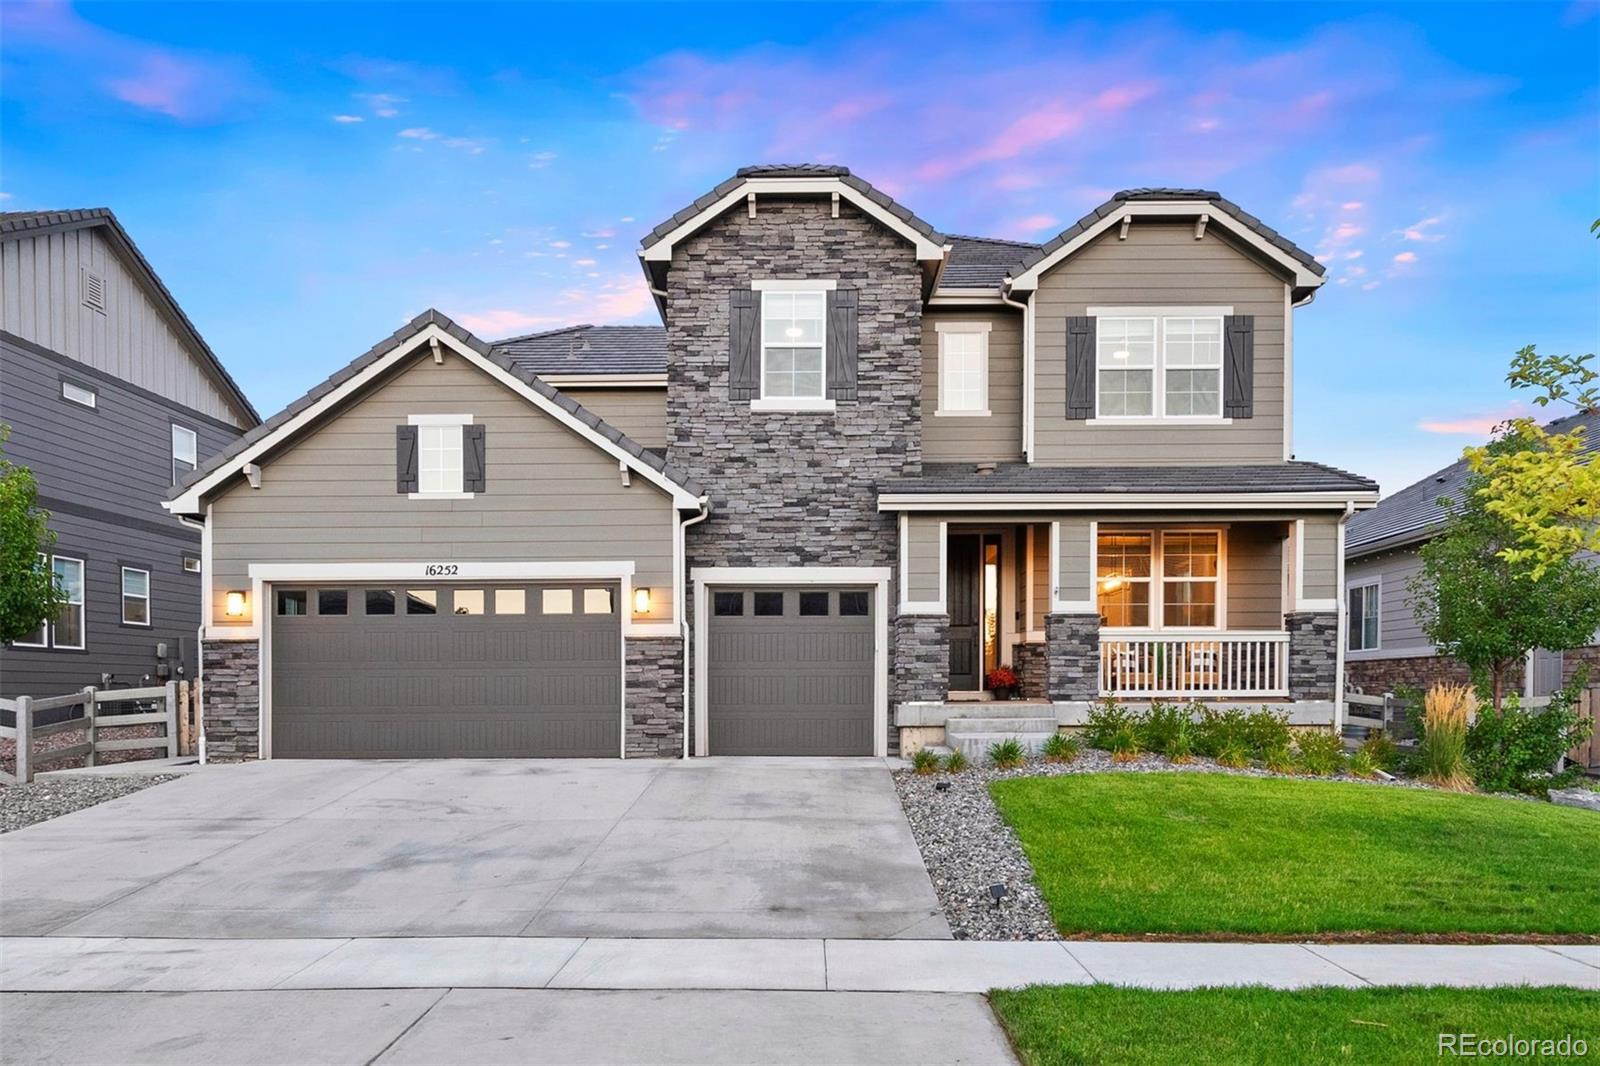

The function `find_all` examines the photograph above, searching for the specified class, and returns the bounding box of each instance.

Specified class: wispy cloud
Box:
[1393,250,1418,264]
[330,114,364,124]
[1400,216,1445,241]
[1418,405,1527,435]
[356,92,405,118]
[454,309,564,335]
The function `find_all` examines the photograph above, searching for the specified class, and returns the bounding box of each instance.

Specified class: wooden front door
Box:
[947,535,981,690]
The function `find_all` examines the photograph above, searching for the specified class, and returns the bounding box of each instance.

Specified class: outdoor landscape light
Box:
[989,883,1008,909]
[225,590,248,618]
[633,587,652,614]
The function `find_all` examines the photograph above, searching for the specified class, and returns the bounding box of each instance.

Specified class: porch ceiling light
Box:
[634,587,652,614]
[224,590,248,618]
[1100,576,1125,593]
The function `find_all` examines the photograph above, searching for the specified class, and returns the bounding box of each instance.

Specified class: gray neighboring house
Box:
[166,166,1377,762]
[1,209,259,705]
[1344,409,1600,699]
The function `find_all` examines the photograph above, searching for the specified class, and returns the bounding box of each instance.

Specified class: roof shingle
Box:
[881,461,1377,496]
[492,324,667,376]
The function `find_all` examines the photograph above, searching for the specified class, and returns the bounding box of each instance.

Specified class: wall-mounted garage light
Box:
[633,587,652,614]
[225,590,249,618]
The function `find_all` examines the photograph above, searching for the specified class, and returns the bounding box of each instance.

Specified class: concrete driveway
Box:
[0,757,949,940]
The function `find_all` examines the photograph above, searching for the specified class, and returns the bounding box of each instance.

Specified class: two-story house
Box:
[1,209,259,703]
[164,166,1376,761]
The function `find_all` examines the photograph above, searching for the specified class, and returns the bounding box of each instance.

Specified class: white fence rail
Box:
[1100,632,1290,699]
[0,682,195,785]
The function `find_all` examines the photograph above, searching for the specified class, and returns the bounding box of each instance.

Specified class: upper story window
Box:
[761,289,826,401]
[936,322,990,416]
[1348,580,1380,651]
[401,415,484,499]
[172,424,198,485]
[419,425,464,494]
[61,379,98,409]
[121,567,151,626]
[1091,308,1227,422]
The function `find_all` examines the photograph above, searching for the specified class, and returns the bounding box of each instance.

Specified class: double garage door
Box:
[706,586,876,756]
[270,583,621,758]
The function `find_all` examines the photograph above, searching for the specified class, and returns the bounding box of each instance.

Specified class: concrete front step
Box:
[936,702,1053,720]
[945,716,1057,736]
[942,731,1057,759]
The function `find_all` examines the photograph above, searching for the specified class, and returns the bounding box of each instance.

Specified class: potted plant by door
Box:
[987,665,1019,701]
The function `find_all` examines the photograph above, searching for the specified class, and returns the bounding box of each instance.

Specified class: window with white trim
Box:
[937,324,990,415]
[1161,531,1220,628]
[761,289,826,400]
[418,425,464,494]
[172,424,198,485]
[52,556,86,649]
[1095,313,1224,420]
[121,567,151,625]
[1097,532,1152,627]
[1096,529,1224,630]
[1347,580,1380,651]
[14,552,49,647]
[61,380,97,408]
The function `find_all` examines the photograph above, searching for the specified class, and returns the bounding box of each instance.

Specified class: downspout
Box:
[177,513,208,765]
[999,283,1031,462]
[1332,500,1356,736]
[679,501,711,759]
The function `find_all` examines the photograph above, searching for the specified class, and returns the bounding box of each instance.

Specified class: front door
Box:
[947,535,981,690]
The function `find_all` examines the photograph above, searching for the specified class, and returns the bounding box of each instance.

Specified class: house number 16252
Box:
[423,564,459,577]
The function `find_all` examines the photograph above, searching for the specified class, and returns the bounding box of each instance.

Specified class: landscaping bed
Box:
[0,773,179,833]
[989,985,1600,1066]
[894,754,1600,942]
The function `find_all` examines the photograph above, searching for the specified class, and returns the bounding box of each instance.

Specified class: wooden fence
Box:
[0,681,196,785]
[1345,688,1599,772]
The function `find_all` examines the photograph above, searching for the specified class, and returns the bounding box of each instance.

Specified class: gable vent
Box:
[81,268,107,314]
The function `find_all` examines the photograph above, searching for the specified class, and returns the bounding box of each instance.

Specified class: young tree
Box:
[1411,428,1600,709]
[0,427,64,645]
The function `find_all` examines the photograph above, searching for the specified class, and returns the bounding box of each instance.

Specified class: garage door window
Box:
[713,591,743,616]
[583,588,614,614]
[542,588,573,615]
[494,588,525,615]
[840,591,869,616]
[754,591,784,616]
[453,589,485,615]
[318,589,348,615]
[366,589,396,615]
[799,591,829,616]
[277,590,307,616]
[406,590,437,615]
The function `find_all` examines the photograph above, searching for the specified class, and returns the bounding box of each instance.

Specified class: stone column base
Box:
[625,637,685,758]
[893,614,949,704]
[1012,642,1047,700]
[1286,611,1338,701]
[201,639,260,762]
[1045,613,1101,701]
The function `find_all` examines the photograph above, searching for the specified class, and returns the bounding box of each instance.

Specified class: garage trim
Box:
[250,560,637,760]
[691,566,890,758]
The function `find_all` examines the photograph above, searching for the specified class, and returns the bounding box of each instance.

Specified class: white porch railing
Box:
[1099,632,1290,699]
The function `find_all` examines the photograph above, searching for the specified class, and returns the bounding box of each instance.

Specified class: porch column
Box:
[1287,514,1341,701]
[894,515,949,704]
[1045,519,1101,701]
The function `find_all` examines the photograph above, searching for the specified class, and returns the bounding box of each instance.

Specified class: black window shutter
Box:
[728,289,760,400]
[463,424,487,493]
[396,425,419,493]
[826,288,859,401]
[1066,316,1096,419]
[1223,314,1255,419]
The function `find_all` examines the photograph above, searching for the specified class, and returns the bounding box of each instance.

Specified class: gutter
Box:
[678,501,711,759]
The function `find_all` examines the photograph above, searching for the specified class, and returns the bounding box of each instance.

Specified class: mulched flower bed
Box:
[1,773,179,833]
[893,749,1447,941]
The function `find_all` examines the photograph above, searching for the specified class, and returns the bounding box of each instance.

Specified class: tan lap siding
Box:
[560,387,668,451]
[1301,514,1339,602]
[1054,518,1092,605]
[905,515,943,603]
[208,353,676,628]
[1227,523,1286,629]
[921,309,1024,462]
[1032,223,1286,465]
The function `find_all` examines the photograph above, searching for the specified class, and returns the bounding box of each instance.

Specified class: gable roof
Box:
[493,324,667,377]
[0,208,260,425]
[1004,188,1325,295]
[165,310,703,515]
[1346,409,1600,558]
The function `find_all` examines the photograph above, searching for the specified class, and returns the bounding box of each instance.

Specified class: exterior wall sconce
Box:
[225,590,249,618]
[633,587,652,614]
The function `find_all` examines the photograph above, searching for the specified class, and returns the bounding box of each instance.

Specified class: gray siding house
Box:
[1344,410,1600,698]
[1,209,259,701]
[167,167,1377,761]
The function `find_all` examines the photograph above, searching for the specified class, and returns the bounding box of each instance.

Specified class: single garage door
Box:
[270,582,620,758]
[707,586,875,755]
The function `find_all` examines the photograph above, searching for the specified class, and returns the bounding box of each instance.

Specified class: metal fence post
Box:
[164,681,179,758]
[15,696,32,784]
[82,686,98,768]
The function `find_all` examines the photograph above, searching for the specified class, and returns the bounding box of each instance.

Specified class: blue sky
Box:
[3,1,1596,493]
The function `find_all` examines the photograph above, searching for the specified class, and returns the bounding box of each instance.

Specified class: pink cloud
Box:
[1418,406,1528,435]
[1400,216,1445,241]
[558,275,654,322]
[1002,214,1061,237]
[455,309,565,335]
[1393,250,1418,263]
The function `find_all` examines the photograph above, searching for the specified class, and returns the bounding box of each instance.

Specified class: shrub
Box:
[1109,724,1143,763]
[1085,698,1139,750]
[1262,745,1296,774]
[910,749,941,775]
[1417,683,1475,791]
[943,748,969,773]
[989,738,1026,769]
[1243,708,1292,757]
[1346,748,1378,779]
[1466,679,1592,796]
[1295,731,1346,776]
[1040,733,1080,764]
[1167,719,1196,764]
[1140,702,1190,755]
[1194,706,1249,758]
[1216,739,1250,769]
[1358,734,1400,773]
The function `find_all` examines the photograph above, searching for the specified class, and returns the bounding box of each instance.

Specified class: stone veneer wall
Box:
[894,614,949,704]
[201,640,259,761]
[1045,614,1100,701]
[625,637,684,758]
[1012,642,1047,700]
[1286,611,1338,700]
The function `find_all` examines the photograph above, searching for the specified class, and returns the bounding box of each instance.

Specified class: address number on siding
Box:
[423,564,459,577]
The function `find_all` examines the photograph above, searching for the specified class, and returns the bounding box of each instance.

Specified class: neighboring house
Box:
[165,166,1377,762]
[1344,410,1600,699]
[0,209,259,702]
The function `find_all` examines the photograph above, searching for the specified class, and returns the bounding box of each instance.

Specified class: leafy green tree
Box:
[0,427,64,645]
[1411,428,1600,709]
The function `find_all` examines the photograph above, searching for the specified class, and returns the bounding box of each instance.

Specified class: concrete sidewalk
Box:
[3,935,1596,993]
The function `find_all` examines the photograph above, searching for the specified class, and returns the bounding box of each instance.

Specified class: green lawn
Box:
[989,985,1600,1066]
[988,773,1600,936]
